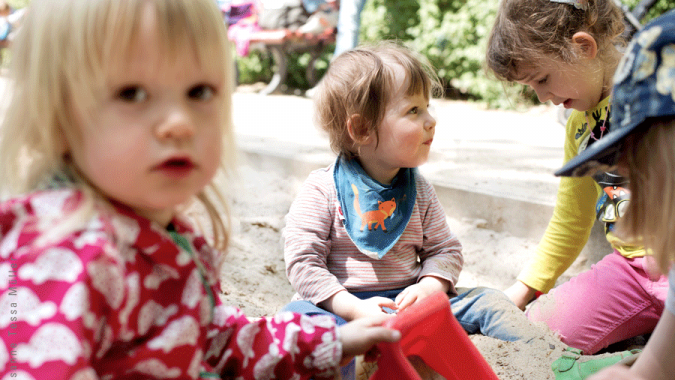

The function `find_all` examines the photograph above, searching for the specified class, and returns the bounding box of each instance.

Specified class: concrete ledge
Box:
[239,135,559,239]
[237,140,611,264]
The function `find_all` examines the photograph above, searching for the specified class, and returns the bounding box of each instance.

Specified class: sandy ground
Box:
[213,159,576,380]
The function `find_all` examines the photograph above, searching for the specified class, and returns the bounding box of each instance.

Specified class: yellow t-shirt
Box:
[518,96,645,293]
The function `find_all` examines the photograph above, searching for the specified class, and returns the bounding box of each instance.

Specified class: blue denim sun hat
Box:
[555,9,675,177]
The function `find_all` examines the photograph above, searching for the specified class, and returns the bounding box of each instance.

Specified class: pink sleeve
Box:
[1,243,109,379]
[204,304,341,379]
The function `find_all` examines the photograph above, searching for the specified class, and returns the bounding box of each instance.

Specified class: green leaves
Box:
[235,0,674,107]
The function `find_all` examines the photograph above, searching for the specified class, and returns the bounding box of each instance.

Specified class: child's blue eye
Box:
[188,85,215,101]
[117,86,147,102]
[408,107,418,114]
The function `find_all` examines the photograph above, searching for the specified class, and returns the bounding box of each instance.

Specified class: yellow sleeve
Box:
[517,109,602,293]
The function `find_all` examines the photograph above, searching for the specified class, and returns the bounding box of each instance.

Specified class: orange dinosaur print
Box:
[351,184,396,232]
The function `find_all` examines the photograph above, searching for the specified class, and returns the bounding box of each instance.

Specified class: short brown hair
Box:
[619,119,675,274]
[485,0,625,82]
[314,41,442,158]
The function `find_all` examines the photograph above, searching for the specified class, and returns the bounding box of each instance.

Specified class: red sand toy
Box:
[369,291,500,380]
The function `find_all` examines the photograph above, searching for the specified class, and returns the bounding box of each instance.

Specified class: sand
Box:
[209,160,578,380]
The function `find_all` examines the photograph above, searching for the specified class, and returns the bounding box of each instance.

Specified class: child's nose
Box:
[534,88,552,104]
[424,113,436,130]
[157,104,195,141]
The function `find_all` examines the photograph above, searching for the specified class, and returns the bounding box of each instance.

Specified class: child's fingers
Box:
[394,286,416,304]
[339,318,401,358]
[353,312,394,326]
[394,290,406,304]
[395,293,417,311]
[366,326,401,346]
[372,296,397,310]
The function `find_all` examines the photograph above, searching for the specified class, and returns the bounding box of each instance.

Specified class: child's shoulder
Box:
[413,170,435,192]
[0,188,121,265]
[0,188,86,227]
[309,164,334,179]
[301,164,335,190]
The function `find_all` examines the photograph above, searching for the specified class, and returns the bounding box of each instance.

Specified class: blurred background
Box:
[2,0,673,111]
[232,0,674,109]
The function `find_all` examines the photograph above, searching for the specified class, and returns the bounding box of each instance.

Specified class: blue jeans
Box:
[333,0,368,58]
[283,286,538,379]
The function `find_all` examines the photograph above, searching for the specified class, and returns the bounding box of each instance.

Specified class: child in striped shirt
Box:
[282,42,547,378]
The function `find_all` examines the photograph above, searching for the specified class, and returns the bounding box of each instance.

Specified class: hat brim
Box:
[554,123,638,177]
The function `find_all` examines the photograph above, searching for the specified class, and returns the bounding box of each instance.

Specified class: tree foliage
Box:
[232,0,675,108]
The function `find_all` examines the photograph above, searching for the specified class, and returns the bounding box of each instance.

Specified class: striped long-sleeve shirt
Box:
[284,164,464,305]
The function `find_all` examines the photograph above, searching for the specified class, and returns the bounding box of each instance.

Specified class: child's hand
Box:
[351,297,398,320]
[504,281,537,310]
[321,291,397,321]
[395,276,450,311]
[338,314,401,364]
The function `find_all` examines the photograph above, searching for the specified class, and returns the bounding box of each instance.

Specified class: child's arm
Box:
[587,308,675,380]
[206,304,400,378]
[515,176,597,288]
[283,171,350,305]
[0,246,110,380]
[413,179,463,294]
[504,280,538,310]
[509,116,599,308]
[206,305,341,377]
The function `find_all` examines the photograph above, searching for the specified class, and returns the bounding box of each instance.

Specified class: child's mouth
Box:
[156,158,195,177]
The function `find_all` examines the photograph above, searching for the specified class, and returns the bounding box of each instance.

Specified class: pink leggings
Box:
[526,251,668,354]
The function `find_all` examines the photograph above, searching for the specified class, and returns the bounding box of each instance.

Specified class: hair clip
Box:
[550,0,588,10]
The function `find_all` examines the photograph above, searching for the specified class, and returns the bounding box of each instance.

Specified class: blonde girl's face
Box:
[357,64,436,184]
[66,5,224,226]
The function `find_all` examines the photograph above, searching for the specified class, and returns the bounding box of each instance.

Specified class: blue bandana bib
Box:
[333,155,416,259]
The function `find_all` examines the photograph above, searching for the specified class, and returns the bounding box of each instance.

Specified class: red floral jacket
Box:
[0,189,340,379]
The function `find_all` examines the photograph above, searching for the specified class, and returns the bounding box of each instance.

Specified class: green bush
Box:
[360,0,531,109]
[234,0,674,108]
[234,46,333,91]
[623,0,675,22]
[234,49,273,85]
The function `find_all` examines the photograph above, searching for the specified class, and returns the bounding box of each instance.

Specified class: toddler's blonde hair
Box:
[620,119,675,273]
[314,41,442,159]
[0,0,235,250]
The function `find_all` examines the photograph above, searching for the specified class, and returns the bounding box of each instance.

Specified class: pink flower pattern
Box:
[0,189,340,379]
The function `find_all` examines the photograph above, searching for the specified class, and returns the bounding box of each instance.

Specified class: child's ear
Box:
[347,114,372,144]
[572,32,598,59]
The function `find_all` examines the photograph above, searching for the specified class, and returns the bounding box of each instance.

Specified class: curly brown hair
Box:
[485,0,625,82]
[314,41,442,158]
